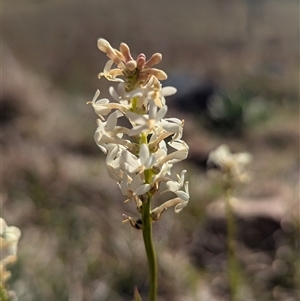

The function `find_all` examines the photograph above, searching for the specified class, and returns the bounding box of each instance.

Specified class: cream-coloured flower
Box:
[94,112,130,154]
[148,83,177,108]
[98,60,124,82]
[165,170,187,192]
[151,180,190,219]
[207,144,252,184]
[105,145,124,182]
[0,218,21,258]
[0,217,21,298]
[155,140,189,168]
[88,89,128,120]
[119,172,151,202]
[126,102,168,136]
[161,118,184,142]
[109,85,143,105]
[120,143,156,175]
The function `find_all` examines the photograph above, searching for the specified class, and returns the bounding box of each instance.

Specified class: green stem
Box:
[0,286,9,301]
[225,188,238,301]
[141,192,157,301]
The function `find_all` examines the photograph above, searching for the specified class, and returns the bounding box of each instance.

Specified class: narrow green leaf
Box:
[133,285,143,301]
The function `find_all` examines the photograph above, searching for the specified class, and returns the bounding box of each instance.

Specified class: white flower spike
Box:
[89,39,190,226]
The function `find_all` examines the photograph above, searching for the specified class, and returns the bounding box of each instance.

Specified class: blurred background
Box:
[2,0,299,300]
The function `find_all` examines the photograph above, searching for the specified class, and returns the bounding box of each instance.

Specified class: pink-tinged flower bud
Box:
[136,53,146,69]
[141,68,167,81]
[144,53,162,68]
[97,38,122,66]
[97,38,111,53]
[120,42,133,62]
[126,60,137,71]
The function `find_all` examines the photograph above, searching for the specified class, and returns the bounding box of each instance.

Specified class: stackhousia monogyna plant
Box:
[88,38,190,301]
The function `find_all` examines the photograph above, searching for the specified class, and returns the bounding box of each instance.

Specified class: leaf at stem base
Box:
[133,285,143,301]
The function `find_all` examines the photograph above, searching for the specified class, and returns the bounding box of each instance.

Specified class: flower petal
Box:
[134,184,150,196]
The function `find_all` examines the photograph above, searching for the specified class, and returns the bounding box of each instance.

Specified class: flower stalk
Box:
[142,192,157,301]
[225,188,238,301]
[207,145,252,301]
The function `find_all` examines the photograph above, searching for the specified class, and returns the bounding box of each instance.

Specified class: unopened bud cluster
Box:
[89,39,190,226]
[0,218,21,301]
